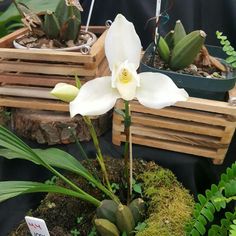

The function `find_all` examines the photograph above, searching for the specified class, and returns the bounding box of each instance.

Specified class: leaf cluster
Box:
[185,162,236,235]
[0,0,60,37]
[216,31,236,68]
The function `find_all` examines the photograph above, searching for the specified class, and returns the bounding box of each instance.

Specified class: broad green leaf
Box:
[0,126,113,200]
[0,181,88,203]
[0,148,100,185]
[0,0,61,25]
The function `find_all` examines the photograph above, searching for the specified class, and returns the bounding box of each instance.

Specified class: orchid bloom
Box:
[52,14,188,117]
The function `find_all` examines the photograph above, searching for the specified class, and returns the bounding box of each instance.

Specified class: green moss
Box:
[136,168,194,236]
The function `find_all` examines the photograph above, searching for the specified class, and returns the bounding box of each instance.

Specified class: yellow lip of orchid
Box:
[51,14,189,117]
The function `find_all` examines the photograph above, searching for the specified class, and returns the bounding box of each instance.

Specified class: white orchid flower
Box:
[68,14,188,117]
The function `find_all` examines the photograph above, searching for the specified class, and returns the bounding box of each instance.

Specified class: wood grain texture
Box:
[112,96,236,165]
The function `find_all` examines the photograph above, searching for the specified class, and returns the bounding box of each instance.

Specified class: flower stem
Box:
[83,116,112,193]
[124,100,131,203]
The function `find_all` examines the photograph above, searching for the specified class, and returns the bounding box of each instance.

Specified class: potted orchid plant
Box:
[140,16,236,100]
[0,14,193,235]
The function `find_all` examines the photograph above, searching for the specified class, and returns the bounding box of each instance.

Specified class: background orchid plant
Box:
[0,14,188,236]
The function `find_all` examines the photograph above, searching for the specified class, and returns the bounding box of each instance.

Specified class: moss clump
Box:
[136,168,194,236]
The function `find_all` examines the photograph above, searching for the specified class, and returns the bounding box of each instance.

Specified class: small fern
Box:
[230,219,236,236]
[208,211,236,236]
[185,162,236,236]
[216,31,236,68]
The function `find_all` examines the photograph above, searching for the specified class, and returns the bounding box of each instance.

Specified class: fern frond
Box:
[208,211,236,236]
[216,31,236,68]
[230,219,236,236]
[185,162,236,235]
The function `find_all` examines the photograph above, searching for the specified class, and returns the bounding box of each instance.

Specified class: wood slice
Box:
[0,107,11,126]
[11,109,111,145]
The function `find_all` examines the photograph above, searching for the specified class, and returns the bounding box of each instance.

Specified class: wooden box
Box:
[112,88,236,165]
[0,27,111,144]
[0,26,109,111]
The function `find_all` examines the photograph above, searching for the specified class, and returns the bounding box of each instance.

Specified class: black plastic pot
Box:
[140,43,236,101]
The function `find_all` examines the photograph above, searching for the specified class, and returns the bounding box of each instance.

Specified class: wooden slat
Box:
[113,113,225,137]
[0,96,68,111]
[0,28,27,47]
[113,123,225,149]
[118,134,219,159]
[176,97,236,116]
[0,48,96,63]
[90,29,106,64]
[117,97,236,117]
[0,73,76,87]
[0,61,97,76]
[0,27,107,64]
[116,99,236,126]
[214,126,236,162]
[0,85,56,100]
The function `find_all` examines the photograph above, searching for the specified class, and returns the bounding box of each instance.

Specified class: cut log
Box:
[11,109,111,145]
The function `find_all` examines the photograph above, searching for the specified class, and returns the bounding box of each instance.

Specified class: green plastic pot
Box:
[140,43,236,101]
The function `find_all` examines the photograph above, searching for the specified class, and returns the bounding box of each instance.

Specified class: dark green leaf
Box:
[191,228,200,236]
[195,221,206,235]
[198,194,207,205]
[0,181,86,203]
[202,207,214,222]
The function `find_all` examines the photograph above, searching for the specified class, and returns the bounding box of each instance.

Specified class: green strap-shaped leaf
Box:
[0,181,90,203]
[0,148,103,187]
[0,126,114,201]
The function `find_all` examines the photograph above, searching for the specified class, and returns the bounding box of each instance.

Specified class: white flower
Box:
[68,14,188,117]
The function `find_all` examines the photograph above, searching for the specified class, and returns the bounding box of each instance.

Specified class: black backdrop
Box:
[0,0,236,235]
[80,0,236,48]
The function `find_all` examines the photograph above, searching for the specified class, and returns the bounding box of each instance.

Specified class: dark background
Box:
[0,0,236,235]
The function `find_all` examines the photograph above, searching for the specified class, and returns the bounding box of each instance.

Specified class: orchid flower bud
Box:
[51,83,79,102]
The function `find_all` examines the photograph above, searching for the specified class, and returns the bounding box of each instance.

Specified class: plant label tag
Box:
[25,216,50,236]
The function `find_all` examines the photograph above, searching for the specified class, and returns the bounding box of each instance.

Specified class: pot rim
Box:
[13,30,97,54]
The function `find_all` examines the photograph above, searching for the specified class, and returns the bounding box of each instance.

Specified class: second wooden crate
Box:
[112,93,236,165]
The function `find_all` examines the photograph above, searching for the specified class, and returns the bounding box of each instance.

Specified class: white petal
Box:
[70,77,120,117]
[136,72,189,109]
[105,14,142,71]
[116,77,137,101]
[50,83,79,102]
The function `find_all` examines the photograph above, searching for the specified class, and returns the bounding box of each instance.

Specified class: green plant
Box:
[216,31,236,68]
[230,219,236,236]
[185,162,236,235]
[13,0,81,43]
[0,0,60,38]
[155,20,206,70]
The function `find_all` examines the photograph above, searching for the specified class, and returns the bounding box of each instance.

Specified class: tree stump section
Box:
[11,109,111,145]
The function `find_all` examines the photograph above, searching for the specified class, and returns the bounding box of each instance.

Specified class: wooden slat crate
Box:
[0,26,110,111]
[112,87,236,165]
